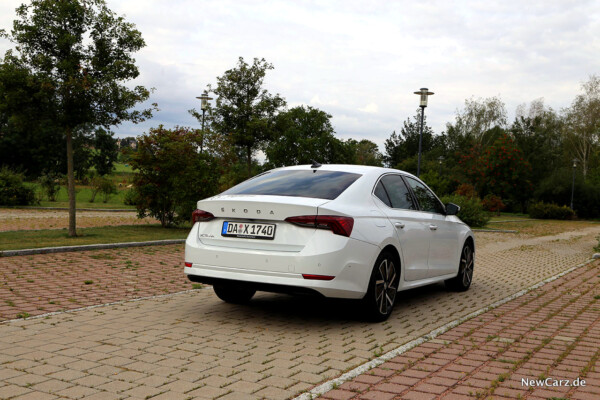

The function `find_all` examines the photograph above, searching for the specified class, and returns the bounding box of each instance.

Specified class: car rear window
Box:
[223,170,362,200]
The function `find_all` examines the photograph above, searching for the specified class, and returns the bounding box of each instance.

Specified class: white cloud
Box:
[1,0,599,152]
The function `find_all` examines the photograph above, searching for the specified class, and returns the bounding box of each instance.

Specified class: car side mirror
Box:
[445,203,460,216]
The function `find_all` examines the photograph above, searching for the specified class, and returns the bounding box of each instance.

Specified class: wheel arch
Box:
[380,244,401,278]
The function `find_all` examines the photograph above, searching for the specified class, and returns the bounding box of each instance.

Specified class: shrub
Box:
[535,169,600,219]
[528,202,575,220]
[123,188,137,206]
[89,176,117,203]
[454,183,477,199]
[0,167,36,206]
[482,194,505,215]
[440,194,490,227]
[38,171,62,201]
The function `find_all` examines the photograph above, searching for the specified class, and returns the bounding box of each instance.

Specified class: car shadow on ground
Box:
[189,282,458,325]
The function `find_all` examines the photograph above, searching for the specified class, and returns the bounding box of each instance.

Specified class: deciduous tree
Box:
[1,0,155,236]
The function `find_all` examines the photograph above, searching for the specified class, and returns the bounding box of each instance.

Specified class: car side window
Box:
[379,175,416,210]
[373,181,392,207]
[404,177,445,214]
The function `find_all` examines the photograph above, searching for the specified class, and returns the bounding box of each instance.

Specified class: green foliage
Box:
[130,126,221,227]
[38,171,62,201]
[534,169,600,218]
[528,202,575,220]
[384,111,436,168]
[440,194,490,227]
[344,139,384,166]
[123,188,137,206]
[203,57,285,177]
[93,128,118,176]
[482,194,505,215]
[89,176,116,203]
[264,106,342,167]
[420,170,452,196]
[0,167,35,206]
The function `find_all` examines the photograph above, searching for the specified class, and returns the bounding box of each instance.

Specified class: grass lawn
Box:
[25,184,135,209]
[0,225,190,251]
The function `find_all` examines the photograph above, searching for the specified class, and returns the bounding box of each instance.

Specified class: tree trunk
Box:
[66,128,77,237]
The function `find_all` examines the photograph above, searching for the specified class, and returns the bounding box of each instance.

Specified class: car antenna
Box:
[310,160,322,171]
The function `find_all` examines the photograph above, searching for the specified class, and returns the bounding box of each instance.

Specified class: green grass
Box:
[0,225,190,251]
[25,184,135,209]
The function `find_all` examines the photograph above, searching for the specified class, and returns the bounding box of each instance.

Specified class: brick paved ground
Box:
[0,245,191,320]
[0,223,598,399]
[321,259,600,400]
[0,209,156,231]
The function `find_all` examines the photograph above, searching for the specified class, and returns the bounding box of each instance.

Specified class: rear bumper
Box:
[184,224,378,299]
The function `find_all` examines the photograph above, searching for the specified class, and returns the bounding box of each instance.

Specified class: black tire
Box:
[445,243,474,292]
[213,284,256,304]
[362,251,400,322]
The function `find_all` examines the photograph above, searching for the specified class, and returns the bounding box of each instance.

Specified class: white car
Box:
[185,164,474,321]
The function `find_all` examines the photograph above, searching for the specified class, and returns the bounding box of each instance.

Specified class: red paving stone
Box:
[0,244,192,321]
[320,260,600,400]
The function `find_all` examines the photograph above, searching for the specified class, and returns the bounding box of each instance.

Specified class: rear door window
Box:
[223,170,362,200]
[404,177,445,214]
[378,175,416,210]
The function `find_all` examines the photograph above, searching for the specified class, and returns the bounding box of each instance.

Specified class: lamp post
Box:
[570,158,578,210]
[196,90,213,152]
[438,155,444,175]
[413,88,434,177]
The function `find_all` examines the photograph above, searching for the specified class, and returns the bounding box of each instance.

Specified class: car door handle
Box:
[429,224,438,230]
[394,222,405,229]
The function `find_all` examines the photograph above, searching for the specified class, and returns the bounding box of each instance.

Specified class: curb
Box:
[294,257,597,400]
[0,239,185,257]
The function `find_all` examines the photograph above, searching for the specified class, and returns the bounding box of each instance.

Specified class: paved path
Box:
[0,224,599,399]
[320,259,600,400]
[0,209,156,231]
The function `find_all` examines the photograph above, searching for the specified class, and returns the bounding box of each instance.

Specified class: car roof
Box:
[274,164,418,180]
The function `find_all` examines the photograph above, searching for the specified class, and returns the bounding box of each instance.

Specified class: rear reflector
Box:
[285,215,354,237]
[192,209,215,223]
[184,262,192,268]
[302,274,335,281]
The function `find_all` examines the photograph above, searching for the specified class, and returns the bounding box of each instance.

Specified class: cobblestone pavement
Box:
[321,260,600,400]
[0,245,191,321]
[0,209,156,231]
[0,224,599,399]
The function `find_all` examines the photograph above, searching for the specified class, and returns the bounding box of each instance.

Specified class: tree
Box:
[2,0,155,236]
[92,127,118,176]
[265,105,343,167]
[384,110,435,168]
[446,96,507,150]
[511,100,563,187]
[562,75,600,178]
[209,57,285,177]
[130,126,220,227]
[344,139,383,166]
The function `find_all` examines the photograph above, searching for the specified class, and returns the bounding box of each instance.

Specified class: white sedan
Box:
[184,164,474,321]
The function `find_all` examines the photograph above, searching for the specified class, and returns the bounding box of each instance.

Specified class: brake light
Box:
[285,215,354,237]
[192,209,215,223]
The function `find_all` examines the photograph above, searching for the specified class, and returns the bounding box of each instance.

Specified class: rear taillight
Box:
[285,215,354,237]
[192,209,215,223]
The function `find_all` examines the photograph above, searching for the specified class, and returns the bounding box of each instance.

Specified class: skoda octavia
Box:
[184,164,474,321]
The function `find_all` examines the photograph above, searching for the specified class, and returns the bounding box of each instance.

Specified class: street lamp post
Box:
[438,155,444,175]
[413,88,434,177]
[570,158,578,210]
[196,91,213,152]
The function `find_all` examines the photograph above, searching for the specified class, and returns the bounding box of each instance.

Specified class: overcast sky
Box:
[1,0,600,153]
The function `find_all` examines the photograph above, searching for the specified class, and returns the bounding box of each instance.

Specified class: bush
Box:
[528,202,575,220]
[38,171,62,201]
[454,183,477,199]
[535,169,600,219]
[482,194,505,215]
[123,188,137,206]
[0,167,36,206]
[89,176,117,203]
[440,194,490,228]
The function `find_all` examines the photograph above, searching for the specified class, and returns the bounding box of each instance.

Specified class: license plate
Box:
[221,221,276,240]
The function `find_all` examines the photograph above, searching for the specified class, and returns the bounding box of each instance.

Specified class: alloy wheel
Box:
[374,258,397,315]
